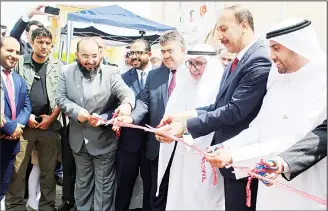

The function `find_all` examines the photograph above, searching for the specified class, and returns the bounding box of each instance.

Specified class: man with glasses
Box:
[115,39,153,211]
[113,30,186,211]
[56,38,134,211]
[157,44,225,210]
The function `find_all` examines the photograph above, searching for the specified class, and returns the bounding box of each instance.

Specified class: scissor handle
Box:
[206,144,223,153]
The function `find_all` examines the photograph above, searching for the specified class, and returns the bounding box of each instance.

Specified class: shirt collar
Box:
[170,64,184,73]
[136,63,152,76]
[24,53,49,66]
[1,66,13,75]
[236,38,258,60]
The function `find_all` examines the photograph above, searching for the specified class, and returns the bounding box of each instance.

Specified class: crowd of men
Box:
[1,3,327,211]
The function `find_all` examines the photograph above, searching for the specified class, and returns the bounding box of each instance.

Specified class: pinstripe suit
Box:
[280,120,327,181]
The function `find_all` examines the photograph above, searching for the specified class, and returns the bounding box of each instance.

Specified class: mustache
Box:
[77,60,100,79]
[131,58,141,62]
[190,70,201,75]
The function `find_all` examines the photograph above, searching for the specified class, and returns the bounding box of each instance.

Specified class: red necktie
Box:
[4,70,16,120]
[231,58,239,72]
[168,70,176,98]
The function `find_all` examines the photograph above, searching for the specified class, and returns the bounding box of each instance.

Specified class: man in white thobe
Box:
[157,44,225,210]
[205,18,327,210]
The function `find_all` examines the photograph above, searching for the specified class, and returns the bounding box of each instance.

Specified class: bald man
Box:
[93,37,118,67]
[219,48,236,68]
[0,37,32,200]
[56,38,135,211]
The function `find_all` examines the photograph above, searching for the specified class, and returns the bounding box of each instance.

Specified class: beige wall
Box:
[283,2,327,52]
[149,1,327,52]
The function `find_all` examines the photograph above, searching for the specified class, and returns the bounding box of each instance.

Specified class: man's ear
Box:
[75,52,78,58]
[148,52,152,57]
[241,20,248,33]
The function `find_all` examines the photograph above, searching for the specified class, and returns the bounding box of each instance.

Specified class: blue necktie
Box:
[140,72,146,89]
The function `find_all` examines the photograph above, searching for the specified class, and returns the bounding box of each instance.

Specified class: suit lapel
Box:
[12,73,20,106]
[74,66,85,106]
[217,40,261,100]
[1,78,10,107]
[130,69,141,94]
[219,64,233,91]
[46,59,57,75]
[161,67,170,107]
[218,62,242,98]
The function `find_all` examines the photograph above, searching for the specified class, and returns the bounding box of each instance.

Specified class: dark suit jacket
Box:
[10,17,33,55]
[1,71,32,154]
[130,66,170,160]
[119,68,148,152]
[187,40,272,178]
[280,120,327,181]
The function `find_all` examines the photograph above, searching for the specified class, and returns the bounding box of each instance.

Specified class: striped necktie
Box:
[140,71,146,90]
[168,70,176,98]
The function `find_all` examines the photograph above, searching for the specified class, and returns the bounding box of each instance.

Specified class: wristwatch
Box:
[181,120,190,135]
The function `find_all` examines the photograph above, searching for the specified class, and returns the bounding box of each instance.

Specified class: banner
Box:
[177,2,225,50]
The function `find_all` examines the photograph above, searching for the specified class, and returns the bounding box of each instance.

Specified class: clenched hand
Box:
[77,108,90,123]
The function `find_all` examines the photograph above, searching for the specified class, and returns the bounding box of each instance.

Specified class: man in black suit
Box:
[114,30,186,211]
[115,39,153,211]
[261,120,327,182]
[155,5,271,211]
[10,5,45,55]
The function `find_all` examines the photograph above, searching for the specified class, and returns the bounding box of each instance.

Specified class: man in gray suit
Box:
[56,38,135,211]
[261,120,327,182]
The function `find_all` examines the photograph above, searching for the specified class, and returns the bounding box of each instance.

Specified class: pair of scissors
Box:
[255,159,279,184]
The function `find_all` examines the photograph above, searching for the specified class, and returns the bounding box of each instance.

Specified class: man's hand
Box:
[204,147,232,168]
[88,113,104,128]
[27,5,46,19]
[35,114,55,130]
[9,125,23,140]
[112,116,133,132]
[77,109,90,123]
[0,113,6,128]
[157,110,197,128]
[27,114,39,129]
[116,103,132,117]
[260,159,284,186]
[155,121,184,144]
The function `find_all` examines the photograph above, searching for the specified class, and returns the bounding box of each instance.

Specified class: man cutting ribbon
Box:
[204,19,327,210]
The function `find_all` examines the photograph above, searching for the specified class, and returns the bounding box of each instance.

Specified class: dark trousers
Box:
[0,140,17,201]
[224,177,259,211]
[115,143,149,211]
[61,125,76,204]
[149,143,177,211]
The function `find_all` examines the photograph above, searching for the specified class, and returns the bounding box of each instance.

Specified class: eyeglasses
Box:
[128,51,148,57]
[79,53,99,60]
[185,60,207,70]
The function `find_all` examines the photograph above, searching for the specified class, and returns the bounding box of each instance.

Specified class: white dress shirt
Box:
[136,63,152,88]
[236,38,258,61]
[168,65,184,89]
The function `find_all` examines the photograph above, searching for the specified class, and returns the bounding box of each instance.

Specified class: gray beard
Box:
[77,61,100,80]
